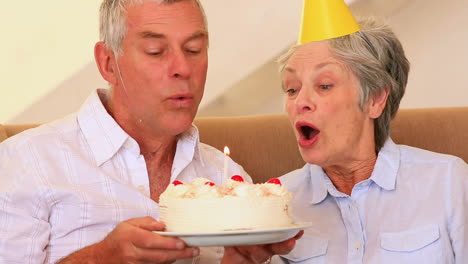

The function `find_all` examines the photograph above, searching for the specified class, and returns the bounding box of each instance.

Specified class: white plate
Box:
[154,222,312,247]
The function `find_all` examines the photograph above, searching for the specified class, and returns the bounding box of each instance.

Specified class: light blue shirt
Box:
[277,139,468,264]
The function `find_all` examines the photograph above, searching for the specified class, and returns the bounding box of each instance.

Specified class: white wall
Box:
[0,1,105,124]
[389,0,468,109]
[198,0,468,117]
[1,0,467,124]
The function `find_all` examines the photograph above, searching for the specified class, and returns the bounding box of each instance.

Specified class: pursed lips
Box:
[167,93,195,107]
[295,121,320,148]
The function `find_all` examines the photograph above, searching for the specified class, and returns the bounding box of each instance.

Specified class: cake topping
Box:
[267,178,282,185]
[161,178,222,199]
[204,181,215,186]
[231,175,244,182]
[172,180,184,186]
[161,177,292,200]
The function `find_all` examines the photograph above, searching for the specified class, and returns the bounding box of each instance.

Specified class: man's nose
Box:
[169,50,191,79]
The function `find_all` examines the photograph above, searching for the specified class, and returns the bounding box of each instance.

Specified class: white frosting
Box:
[159,177,293,232]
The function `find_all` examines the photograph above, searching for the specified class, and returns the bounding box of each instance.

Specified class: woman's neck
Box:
[324,156,377,195]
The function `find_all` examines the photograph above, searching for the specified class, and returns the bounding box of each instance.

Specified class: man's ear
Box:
[94,42,118,85]
[368,89,389,119]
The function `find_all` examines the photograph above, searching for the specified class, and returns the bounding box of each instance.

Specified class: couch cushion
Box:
[391,107,468,163]
[195,114,305,183]
[0,125,8,143]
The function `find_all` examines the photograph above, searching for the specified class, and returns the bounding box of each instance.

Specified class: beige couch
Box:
[1,107,467,183]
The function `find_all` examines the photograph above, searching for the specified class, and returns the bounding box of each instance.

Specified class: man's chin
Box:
[162,116,195,135]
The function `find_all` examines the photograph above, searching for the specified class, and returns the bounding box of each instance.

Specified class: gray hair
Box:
[279,17,410,152]
[99,0,207,56]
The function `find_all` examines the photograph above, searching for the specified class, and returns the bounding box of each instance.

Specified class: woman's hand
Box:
[221,230,304,263]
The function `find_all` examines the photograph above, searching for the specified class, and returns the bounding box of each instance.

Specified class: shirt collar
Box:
[77,89,129,166]
[308,164,330,204]
[77,89,204,168]
[171,124,204,181]
[308,138,400,204]
[369,138,400,191]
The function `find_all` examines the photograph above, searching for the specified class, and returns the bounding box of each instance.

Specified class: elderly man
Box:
[0,0,300,263]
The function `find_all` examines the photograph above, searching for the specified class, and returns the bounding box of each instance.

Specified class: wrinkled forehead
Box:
[284,42,345,75]
[288,41,334,67]
[282,44,358,86]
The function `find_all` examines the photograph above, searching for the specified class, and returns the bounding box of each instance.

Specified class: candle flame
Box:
[224,146,230,156]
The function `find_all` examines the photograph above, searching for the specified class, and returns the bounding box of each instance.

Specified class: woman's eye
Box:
[319,84,332,90]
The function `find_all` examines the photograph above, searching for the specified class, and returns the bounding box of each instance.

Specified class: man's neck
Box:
[104,96,179,202]
[102,91,179,162]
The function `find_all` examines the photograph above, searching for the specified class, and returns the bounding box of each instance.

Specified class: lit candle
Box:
[223,146,230,181]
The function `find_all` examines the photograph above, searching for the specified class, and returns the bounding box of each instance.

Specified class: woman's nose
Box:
[294,88,315,113]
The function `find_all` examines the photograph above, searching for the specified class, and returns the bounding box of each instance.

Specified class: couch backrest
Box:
[1,107,468,183]
[195,107,468,183]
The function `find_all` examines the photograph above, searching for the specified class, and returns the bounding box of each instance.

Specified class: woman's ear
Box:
[368,89,389,119]
[94,42,118,85]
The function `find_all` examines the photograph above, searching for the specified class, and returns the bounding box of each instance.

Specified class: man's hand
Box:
[58,216,198,264]
[221,230,304,263]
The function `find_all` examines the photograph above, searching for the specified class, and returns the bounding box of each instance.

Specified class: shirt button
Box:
[361,181,369,187]
[137,185,146,192]
[354,242,361,249]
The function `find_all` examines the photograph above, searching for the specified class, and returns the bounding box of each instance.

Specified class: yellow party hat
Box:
[298,0,360,44]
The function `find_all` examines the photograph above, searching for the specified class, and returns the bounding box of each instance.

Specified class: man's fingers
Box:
[129,227,189,250]
[136,246,199,263]
[125,216,166,231]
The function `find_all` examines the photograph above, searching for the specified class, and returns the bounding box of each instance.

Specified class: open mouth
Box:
[300,125,319,140]
[296,122,320,147]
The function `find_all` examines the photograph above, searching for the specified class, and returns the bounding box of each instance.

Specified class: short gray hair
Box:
[279,17,410,152]
[99,0,207,56]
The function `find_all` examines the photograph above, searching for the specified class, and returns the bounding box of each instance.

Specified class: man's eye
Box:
[147,51,162,56]
[286,88,298,96]
[186,49,201,54]
[319,84,332,90]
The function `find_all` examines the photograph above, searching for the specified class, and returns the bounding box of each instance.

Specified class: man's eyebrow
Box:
[140,31,165,39]
[186,30,208,42]
[139,30,208,42]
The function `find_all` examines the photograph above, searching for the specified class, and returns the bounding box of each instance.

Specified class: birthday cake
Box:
[159,176,293,232]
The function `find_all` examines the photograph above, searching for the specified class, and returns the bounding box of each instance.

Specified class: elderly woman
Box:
[276,17,468,263]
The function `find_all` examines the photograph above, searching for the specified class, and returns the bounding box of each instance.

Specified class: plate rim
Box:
[153,222,312,237]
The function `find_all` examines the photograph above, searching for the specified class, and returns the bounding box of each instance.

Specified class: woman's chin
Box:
[299,150,326,166]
